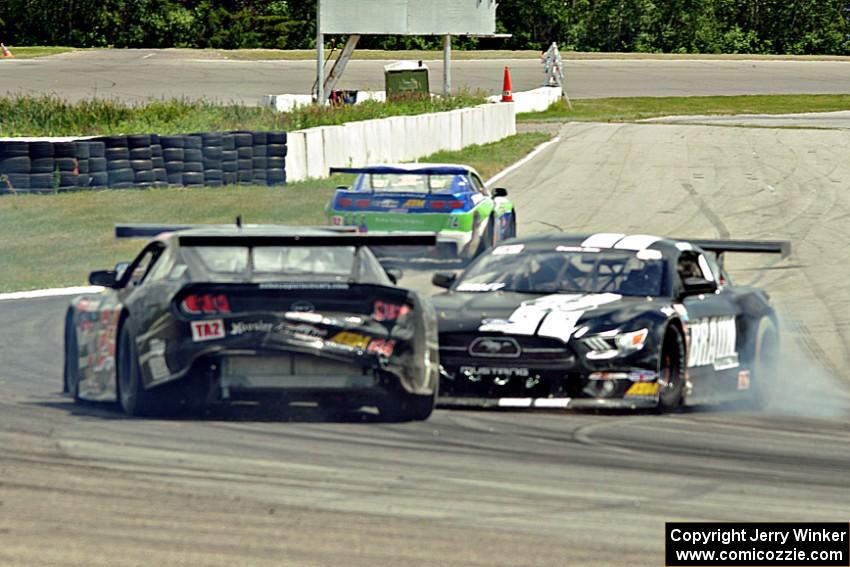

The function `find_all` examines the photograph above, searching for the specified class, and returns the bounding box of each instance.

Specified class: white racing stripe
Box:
[497,397,572,408]
[614,234,662,251]
[581,233,625,248]
[479,293,623,342]
[0,285,104,302]
[497,398,533,408]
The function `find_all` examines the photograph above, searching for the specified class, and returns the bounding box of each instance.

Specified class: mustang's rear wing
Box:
[685,238,791,267]
[178,233,437,247]
[115,224,358,238]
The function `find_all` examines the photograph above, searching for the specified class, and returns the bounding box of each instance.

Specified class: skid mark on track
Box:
[679,181,730,237]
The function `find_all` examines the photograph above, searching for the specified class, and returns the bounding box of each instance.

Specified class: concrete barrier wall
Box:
[488,87,564,114]
[285,102,516,183]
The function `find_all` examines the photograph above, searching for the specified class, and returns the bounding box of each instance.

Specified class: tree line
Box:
[1,1,849,55]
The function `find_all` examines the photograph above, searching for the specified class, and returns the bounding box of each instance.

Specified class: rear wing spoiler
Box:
[115,224,358,238]
[684,238,791,266]
[178,233,437,247]
[330,166,471,176]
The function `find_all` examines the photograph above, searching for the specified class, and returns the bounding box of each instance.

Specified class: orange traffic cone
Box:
[1,43,13,58]
[501,66,513,102]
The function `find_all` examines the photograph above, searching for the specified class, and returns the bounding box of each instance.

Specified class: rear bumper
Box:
[219,353,381,398]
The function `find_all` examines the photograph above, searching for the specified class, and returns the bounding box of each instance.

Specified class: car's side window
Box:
[469,174,490,197]
[119,243,165,289]
[144,243,176,282]
[676,251,709,285]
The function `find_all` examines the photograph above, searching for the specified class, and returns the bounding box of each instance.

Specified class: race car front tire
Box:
[658,325,686,411]
[63,310,81,402]
[377,390,436,422]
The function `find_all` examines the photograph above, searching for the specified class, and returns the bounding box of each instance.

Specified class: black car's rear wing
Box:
[685,238,791,266]
[115,224,358,238]
[178,233,437,248]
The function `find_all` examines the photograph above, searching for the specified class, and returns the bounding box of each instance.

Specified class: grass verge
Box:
[0,46,77,58]
[519,94,850,123]
[0,93,485,137]
[0,132,551,292]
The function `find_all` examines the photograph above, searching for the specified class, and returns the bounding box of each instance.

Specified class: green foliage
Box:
[0,92,486,137]
[0,1,848,55]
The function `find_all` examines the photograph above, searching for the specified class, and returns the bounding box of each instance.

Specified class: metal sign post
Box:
[443,34,452,95]
[316,0,324,105]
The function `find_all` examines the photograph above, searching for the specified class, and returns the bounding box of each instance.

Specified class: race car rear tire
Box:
[117,322,166,417]
[747,317,778,410]
[658,325,686,411]
[63,311,81,402]
[377,390,436,422]
[474,215,496,259]
[506,213,517,239]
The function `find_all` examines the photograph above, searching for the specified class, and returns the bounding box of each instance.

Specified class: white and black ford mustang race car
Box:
[431,233,790,411]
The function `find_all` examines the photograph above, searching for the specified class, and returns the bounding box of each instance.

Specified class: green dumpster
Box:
[384,61,430,100]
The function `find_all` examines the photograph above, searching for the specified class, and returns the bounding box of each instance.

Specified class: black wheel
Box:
[377,390,436,422]
[747,318,778,410]
[506,212,517,238]
[472,214,495,259]
[117,322,162,417]
[658,325,686,411]
[63,311,81,401]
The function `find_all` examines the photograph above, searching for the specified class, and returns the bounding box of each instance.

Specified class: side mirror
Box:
[336,185,349,191]
[385,267,403,285]
[493,187,508,198]
[681,276,718,297]
[89,270,119,288]
[432,271,457,289]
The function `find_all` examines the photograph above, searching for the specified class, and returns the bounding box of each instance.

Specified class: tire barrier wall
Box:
[0,131,287,195]
[285,102,516,183]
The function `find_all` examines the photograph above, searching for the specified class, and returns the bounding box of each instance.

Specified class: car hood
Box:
[432,291,669,342]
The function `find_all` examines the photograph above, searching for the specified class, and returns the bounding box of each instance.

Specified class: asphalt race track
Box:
[3,120,850,566]
[4,49,850,103]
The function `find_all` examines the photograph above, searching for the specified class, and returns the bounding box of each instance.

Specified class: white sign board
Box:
[319,0,498,36]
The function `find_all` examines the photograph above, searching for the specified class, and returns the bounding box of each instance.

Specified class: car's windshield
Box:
[455,246,666,296]
[185,245,356,278]
[357,173,457,194]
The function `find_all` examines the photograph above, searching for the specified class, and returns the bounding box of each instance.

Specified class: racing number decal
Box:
[687,316,739,370]
[191,319,225,342]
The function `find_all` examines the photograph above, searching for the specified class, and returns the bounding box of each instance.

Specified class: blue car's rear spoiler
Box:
[330,166,471,176]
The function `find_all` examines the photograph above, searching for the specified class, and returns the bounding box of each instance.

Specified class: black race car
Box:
[431,233,790,411]
[63,225,440,421]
